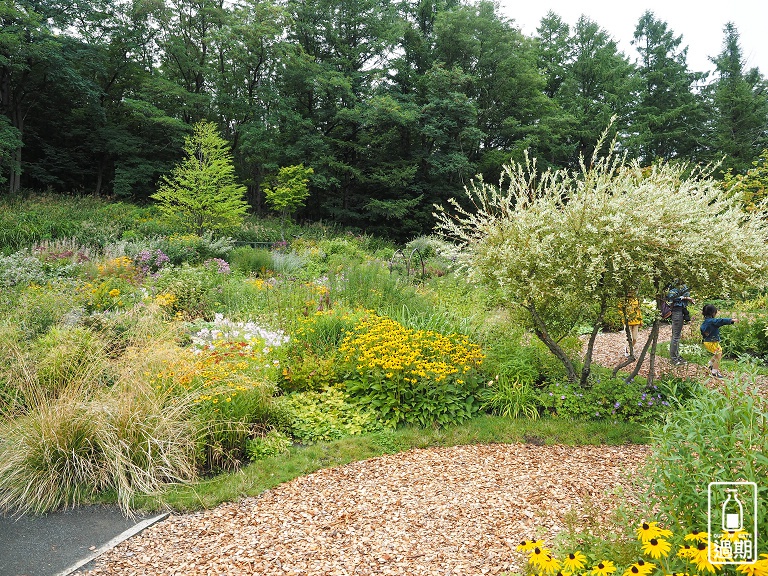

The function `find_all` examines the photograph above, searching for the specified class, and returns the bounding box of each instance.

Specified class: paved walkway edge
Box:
[56,512,171,576]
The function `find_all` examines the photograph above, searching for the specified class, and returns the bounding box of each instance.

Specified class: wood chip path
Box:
[83,444,648,575]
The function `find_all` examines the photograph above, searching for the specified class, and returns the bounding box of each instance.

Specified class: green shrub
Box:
[151,263,225,319]
[537,370,677,423]
[479,375,541,418]
[719,312,768,361]
[642,376,768,535]
[246,429,292,460]
[228,246,273,275]
[274,387,382,444]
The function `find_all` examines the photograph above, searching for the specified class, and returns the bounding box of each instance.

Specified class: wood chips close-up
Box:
[82,325,718,575]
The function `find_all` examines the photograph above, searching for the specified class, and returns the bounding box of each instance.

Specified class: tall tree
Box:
[629,11,706,163]
[0,2,64,193]
[709,23,768,174]
[555,16,638,165]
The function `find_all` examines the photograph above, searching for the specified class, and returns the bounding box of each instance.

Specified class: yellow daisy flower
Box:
[642,538,672,559]
[677,544,695,559]
[684,531,709,542]
[637,521,673,543]
[563,552,587,572]
[529,547,553,568]
[720,530,751,542]
[689,542,722,574]
[538,554,561,574]
[517,540,545,552]
[623,560,655,576]
[591,560,617,576]
[736,559,768,576]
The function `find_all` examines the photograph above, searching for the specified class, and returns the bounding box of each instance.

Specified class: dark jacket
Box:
[700,317,734,342]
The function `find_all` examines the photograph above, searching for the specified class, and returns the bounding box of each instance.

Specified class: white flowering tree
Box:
[435,134,768,385]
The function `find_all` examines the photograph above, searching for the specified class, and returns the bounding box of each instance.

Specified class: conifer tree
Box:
[152,121,248,234]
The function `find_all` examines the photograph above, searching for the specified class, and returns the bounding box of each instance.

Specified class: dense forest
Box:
[1,0,767,239]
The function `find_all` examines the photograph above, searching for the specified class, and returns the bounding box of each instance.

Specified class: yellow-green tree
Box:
[722,148,768,211]
[262,164,313,240]
[152,121,248,234]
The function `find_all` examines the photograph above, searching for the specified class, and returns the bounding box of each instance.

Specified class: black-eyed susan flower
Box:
[622,560,655,576]
[562,551,587,572]
[517,540,544,552]
[690,541,721,574]
[529,547,552,568]
[591,560,617,576]
[642,538,672,559]
[684,531,709,543]
[677,544,695,559]
[736,558,768,576]
[720,529,751,543]
[636,521,673,543]
[538,554,561,574]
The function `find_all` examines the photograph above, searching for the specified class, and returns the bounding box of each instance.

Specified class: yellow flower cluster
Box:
[154,292,177,307]
[339,314,483,385]
[517,522,768,576]
[152,339,271,409]
[97,256,137,279]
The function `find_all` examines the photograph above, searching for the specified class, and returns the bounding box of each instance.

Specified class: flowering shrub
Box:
[151,264,224,318]
[204,257,231,274]
[537,373,677,423]
[80,277,136,312]
[515,522,768,576]
[152,315,289,470]
[134,249,170,276]
[96,256,140,283]
[340,314,484,427]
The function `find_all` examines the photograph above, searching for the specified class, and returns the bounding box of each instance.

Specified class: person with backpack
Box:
[667,282,695,365]
[700,304,738,379]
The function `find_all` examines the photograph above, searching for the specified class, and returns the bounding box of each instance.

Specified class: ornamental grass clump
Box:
[516,522,768,576]
[340,313,484,427]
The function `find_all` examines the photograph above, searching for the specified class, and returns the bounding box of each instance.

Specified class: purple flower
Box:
[614,401,621,408]
[205,258,231,274]
[560,395,566,400]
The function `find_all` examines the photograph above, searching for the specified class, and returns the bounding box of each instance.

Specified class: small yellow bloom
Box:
[642,538,672,559]
[517,540,544,552]
[562,551,587,572]
[684,531,709,542]
[591,560,616,576]
[637,521,673,543]
[109,288,121,297]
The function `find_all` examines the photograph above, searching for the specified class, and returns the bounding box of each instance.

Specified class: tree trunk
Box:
[527,303,578,383]
[624,318,660,383]
[580,297,608,387]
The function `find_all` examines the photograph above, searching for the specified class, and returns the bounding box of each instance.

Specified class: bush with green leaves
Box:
[151,262,229,318]
[228,246,274,275]
[245,430,292,461]
[537,370,678,423]
[717,298,768,361]
[641,375,768,535]
[274,387,382,444]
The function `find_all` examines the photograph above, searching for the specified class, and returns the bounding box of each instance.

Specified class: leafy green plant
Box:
[480,375,540,418]
[275,387,382,444]
[151,263,225,319]
[642,375,768,535]
[537,370,676,423]
[246,430,292,460]
[228,246,274,275]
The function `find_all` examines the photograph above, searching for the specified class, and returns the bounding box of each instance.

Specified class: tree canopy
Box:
[1,1,767,239]
[435,129,768,384]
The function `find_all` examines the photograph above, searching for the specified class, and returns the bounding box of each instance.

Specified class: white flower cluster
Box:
[190,313,290,354]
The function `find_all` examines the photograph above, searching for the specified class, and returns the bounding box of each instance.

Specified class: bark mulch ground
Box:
[83,323,733,575]
[83,444,648,576]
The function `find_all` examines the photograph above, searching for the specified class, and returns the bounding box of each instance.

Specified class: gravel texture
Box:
[83,444,649,575]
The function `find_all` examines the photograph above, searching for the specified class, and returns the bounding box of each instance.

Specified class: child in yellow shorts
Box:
[700,304,738,379]
[618,292,643,357]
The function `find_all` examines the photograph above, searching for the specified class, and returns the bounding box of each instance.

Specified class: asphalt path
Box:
[0,505,168,576]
